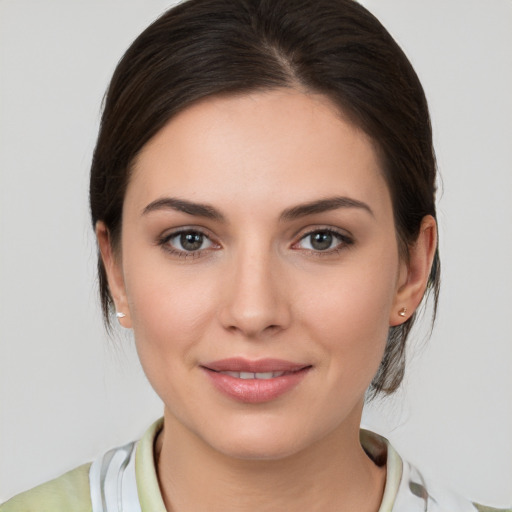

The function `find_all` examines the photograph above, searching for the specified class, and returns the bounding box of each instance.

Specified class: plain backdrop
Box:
[1,0,511,506]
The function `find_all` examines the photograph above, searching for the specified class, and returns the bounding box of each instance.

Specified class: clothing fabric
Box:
[1,419,509,512]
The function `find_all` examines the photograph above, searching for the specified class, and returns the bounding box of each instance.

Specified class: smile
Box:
[201,358,311,403]
[217,371,287,379]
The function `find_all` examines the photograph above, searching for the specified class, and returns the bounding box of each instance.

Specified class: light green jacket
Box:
[1,420,510,512]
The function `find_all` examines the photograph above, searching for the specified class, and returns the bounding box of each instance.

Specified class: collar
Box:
[91,418,478,512]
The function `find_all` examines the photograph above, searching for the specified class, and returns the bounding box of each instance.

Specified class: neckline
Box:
[135,419,403,512]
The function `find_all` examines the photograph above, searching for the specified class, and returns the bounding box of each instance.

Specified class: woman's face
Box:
[106,89,410,459]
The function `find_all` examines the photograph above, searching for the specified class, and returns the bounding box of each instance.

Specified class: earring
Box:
[398,307,407,318]
[116,311,126,318]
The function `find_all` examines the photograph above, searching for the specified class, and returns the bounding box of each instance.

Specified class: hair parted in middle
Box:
[90,0,440,397]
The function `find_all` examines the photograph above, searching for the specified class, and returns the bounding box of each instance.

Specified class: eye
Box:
[294,229,352,252]
[162,230,216,254]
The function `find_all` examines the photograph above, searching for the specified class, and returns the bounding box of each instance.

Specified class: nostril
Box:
[223,322,283,338]
[218,272,291,336]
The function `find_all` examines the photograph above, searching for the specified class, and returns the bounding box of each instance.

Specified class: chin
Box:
[215,434,306,461]
[197,414,330,462]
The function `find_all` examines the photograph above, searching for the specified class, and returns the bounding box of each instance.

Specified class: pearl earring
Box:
[398,307,407,318]
[116,312,126,318]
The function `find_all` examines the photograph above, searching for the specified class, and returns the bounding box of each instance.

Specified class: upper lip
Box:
[202,358,310,373]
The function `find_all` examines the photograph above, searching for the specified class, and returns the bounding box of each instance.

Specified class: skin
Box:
[97,89,437,511]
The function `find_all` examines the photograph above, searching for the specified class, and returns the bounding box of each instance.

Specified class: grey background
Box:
[1,0,511,506]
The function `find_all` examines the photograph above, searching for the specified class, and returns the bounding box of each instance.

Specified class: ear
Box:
[96,221,132,328]
[390,215,437,326]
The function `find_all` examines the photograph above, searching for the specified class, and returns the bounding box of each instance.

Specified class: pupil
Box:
[181,232,203,251]
[311,232,332,250]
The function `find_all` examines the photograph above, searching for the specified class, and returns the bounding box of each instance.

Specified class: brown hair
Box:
[90,0,440,396]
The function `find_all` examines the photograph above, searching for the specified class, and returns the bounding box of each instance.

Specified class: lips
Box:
[201,358,311,403]
[217,371,287,379]
[203,357,308,373]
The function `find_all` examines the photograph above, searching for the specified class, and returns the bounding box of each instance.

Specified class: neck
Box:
[155,406,386,512]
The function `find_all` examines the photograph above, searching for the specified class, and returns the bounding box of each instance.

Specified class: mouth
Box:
[202,357,309,374]
[201,358,312,403]
[210,370,293,380]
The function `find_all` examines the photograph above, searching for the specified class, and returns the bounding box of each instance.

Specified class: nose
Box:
[218,245,291,339]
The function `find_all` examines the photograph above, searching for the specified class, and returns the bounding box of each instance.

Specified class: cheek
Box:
[295,257,398,377]
[123,261,220,368]
[124,268,224,423]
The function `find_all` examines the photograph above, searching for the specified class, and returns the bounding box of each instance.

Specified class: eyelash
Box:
[157,227,353,259]
[158,229,219,259]
[292,228,354,256]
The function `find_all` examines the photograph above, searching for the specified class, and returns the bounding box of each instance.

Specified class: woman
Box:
[1,0,510,510]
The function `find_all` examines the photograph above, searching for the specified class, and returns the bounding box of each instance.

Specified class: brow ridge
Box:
[142,197,224,221]
[142,195,373,222]
[280,196,374,220]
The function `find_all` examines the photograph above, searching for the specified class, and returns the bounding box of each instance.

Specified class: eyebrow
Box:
[280,196,374,220]
[141,195,373,221]
[142,197,225,221]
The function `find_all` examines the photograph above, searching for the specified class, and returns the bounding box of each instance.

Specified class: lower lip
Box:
[202,367,310,404]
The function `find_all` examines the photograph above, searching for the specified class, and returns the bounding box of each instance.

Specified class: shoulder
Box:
[0,463,92,512]
[0,419,164,512]
[472,506,512,512]
[361,429,511,512]
[398,457,511,512]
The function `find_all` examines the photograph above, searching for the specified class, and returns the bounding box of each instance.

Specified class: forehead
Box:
[127,89,391,217]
